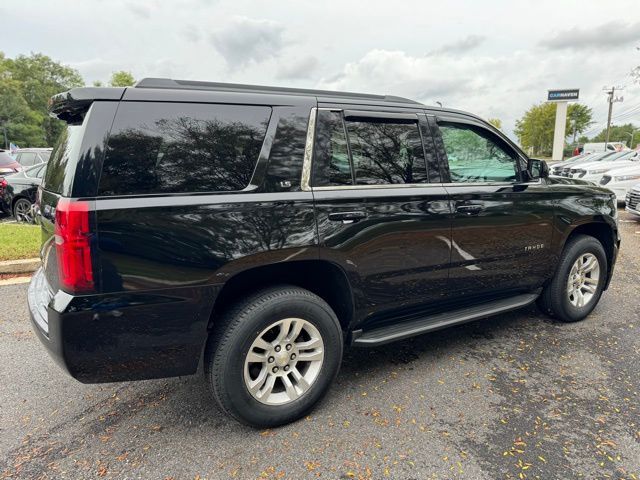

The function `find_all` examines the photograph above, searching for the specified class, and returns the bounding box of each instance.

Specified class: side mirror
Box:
[527,158,549,180]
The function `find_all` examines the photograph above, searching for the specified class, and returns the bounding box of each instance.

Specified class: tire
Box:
[537,234,607,322]
[204,285,343,428]
[13,198,32,223]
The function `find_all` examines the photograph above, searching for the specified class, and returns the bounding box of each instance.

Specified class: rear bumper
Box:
[28,268,219,383]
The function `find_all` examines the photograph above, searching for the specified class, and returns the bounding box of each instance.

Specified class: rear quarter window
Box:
[43,115,88,194]
[99,102,271,196]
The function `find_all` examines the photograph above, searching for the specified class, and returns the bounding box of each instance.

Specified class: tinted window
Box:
[312,110,352,186]
[439,122,519,183]
[18,152,38,166]
[346,119,428,185]
[44,121,87,194]
[99,102,271,195]
[263,110,309,192]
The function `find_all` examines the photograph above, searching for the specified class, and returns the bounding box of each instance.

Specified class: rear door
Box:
[431,113,555,298]
[309,107,451,329]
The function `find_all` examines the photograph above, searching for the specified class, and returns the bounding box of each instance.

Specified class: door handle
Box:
[328,211,367,224]
[456,205,483,215]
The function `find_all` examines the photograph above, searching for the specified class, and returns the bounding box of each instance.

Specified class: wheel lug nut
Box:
[286,344,292,351]
[275,345,281,352]
[268,356,274,363]
[272,366,279,373]
[290,353,296,360]
[284,365,289,372]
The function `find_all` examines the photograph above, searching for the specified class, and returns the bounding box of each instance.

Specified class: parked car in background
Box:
[14,148,52,168]
[0,151,22,175]
[583,142,626,154]
[559,152,616,176]
[600,164,640,202]
[0,163,46,222]
[550,153,589,176]
[626,183,640,217]
[569,150,640,180]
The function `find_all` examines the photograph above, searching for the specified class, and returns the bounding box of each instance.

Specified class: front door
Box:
[309,108,451,329]
[430,114,555,298]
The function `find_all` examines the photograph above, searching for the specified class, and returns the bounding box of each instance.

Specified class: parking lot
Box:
[0,210,638,480]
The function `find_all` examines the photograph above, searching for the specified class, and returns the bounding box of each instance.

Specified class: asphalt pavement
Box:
[1,210,639,479]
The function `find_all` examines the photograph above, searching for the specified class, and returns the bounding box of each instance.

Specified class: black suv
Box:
[29,78,619,427]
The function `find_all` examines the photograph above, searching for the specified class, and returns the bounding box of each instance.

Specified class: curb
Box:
[0,258,40,274]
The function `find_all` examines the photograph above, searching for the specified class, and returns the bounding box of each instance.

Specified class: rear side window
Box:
[99,102,271,196]
[44,120,88,195]
[312,110,429,187]
[313,110,352,186]
[346,120,427,185]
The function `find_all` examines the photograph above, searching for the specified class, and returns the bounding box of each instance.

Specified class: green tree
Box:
[488,118,502,130]
[0,77,46,147]
[0,52,83,146]
[515,102,593,157]
[567,104,593,144]
[590,123,640,148]
[109,71,135,87]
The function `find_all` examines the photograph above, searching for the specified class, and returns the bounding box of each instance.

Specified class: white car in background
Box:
[600,163,640,203]
[626,183,640,217]
[570,150,640,182]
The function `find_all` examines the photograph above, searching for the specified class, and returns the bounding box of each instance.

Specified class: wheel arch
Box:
[209,260,356,334]
[560,221,618,290]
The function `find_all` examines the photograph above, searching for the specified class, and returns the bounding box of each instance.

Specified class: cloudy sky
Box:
[2,0,640,139]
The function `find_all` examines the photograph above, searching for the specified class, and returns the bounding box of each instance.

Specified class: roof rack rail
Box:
[134,78,421,105]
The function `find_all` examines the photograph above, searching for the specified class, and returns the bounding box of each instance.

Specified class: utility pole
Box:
[603,86,624,150]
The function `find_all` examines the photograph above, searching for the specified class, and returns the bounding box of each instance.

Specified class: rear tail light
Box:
[54,198,94,293]
[0,177,6,191]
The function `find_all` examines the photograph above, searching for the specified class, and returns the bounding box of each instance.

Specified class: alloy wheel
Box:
[243,318,324,405]
[566,253,600,308]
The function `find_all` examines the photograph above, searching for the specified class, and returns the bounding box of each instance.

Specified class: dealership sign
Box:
[548,89,579,102]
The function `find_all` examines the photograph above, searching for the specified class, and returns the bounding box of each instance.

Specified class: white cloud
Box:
[275,56,319,80]
[210,16,286,68]
[540,21,640,51]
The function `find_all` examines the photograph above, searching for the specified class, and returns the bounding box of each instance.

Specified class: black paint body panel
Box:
[29,84,620,384]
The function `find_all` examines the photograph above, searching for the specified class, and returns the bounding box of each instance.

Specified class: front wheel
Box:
[204,285,343,427]
[537,235,607,322]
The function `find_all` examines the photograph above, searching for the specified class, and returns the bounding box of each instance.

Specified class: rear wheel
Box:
[204,285,343,427]
[537,235,607,322]
[13,198,32,223]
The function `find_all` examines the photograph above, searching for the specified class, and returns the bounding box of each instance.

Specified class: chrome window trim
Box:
[311,183,444,191]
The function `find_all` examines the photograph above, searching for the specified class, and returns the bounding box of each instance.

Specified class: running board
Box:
[352,293,539,347]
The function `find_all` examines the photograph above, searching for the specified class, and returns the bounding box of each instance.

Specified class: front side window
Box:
[99,102,271,195]
[439,122,519,183]
[312,111,429,186]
